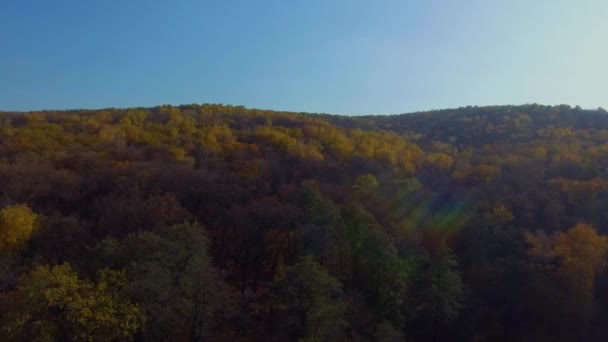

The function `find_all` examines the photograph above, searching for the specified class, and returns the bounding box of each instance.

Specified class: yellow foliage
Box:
[492,204,514,223]
[0,204,38,254]
[553,224,608,295]
[425,153,455,171]
[3,264,144,341]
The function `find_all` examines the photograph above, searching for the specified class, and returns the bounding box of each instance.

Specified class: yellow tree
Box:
[553,223,608,296]
[0,204,38,255]
[425,153,455,172]
[2,264,144,341]
[531,223,608,340]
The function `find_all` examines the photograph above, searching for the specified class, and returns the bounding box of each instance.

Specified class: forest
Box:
[1,103,608,341]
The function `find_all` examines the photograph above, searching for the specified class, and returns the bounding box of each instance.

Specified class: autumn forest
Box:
[1,103,608,341]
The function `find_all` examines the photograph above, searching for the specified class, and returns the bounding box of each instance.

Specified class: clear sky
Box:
[1,0,607,114]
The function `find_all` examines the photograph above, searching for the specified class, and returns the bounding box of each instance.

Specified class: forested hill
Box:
[328,104,608,145]
[1,103,608,341]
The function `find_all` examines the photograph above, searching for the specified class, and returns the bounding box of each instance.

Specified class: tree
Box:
[353,174,379,194]
[294,186,340,262]
[409,247,463,340]
[553,223,608,296]
[94,222,232,341]
[425,153,455,172]
[491,203,514,224]
[0,204,38,255]
[426,248,463,324]
[525,224,608,340]
[273,255,345,341]
[2,264,143,342]
[328,205,409,335]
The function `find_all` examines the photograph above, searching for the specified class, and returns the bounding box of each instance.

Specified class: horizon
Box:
[1,1,607,114]
[1,102,605,117]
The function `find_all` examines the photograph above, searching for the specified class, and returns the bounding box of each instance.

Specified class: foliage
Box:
[0,204,38,255]
[2,264,143,342]
[0,104,607,340]
[273,255,345,340]
[91,222,232,341]
[553,224,608,296]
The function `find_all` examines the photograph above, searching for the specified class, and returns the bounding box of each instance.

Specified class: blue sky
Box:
[1,0,607,114]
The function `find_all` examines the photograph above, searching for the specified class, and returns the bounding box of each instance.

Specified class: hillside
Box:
[1,104,608,341]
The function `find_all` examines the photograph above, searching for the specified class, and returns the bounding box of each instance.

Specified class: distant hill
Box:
[325,104,608,144]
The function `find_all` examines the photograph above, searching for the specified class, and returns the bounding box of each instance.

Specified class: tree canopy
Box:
[1,103,608,340]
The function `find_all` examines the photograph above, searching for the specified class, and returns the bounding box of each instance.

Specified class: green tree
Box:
[294,186,340,262]
[96,222,231,342]
[410,247,463,340]
[426,248,463,323]
[273,255,345,341]
[353,174,379,194]
[329,205,409,334]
